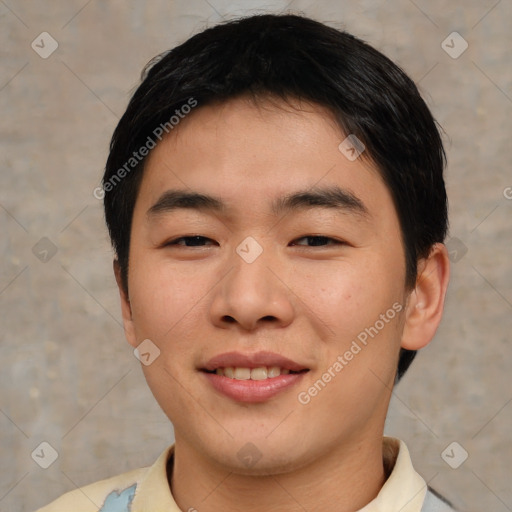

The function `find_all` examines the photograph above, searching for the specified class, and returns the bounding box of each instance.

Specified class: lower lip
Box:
[202,371,307,403]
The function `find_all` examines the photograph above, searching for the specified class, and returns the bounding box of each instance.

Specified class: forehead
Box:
[137,96,396,226]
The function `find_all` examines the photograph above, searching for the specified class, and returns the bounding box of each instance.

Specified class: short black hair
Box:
[103,13,448,381]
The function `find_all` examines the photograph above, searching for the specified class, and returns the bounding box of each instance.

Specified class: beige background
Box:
[1,1,511,511]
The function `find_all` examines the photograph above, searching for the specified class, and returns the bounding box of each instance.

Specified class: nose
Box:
[208,243,295,331]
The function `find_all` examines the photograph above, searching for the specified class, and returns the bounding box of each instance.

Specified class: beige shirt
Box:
[36,437,451,512]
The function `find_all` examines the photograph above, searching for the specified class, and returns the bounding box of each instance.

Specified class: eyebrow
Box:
[147,185,370,220]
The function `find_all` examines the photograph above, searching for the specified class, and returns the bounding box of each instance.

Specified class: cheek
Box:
[291,260,396,340]
[128,253,209,342]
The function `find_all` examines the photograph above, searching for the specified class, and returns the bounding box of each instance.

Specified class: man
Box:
[38,13,454,512]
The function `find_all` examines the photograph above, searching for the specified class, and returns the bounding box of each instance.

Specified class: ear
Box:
[401,243,450,350]
[113,260,138,348]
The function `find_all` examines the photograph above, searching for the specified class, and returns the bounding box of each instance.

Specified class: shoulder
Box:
[35,445,176,512]
[35,466,147,512]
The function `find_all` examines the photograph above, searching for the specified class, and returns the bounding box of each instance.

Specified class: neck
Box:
[170,435,387,512]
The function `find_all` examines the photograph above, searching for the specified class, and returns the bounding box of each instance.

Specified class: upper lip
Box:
[202,351,308,372]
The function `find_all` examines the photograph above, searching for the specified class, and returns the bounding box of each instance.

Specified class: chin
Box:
[207,440,313,477]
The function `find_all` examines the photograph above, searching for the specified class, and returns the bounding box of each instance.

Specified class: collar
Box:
[358,437,428,512]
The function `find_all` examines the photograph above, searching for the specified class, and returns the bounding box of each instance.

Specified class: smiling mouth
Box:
[202,367,309,380]
[201,352,310,402]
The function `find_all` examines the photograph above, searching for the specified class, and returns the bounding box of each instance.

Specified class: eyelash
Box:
[165,235,344,248]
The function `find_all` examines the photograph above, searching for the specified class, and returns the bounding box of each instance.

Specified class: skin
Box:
[115,96,450,512]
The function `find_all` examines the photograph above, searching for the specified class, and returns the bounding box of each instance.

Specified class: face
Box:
[120,96,412,474]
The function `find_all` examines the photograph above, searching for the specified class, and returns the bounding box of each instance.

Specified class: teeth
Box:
[267,366,281,378]
[213,366,296,380]
[250,367,267,380]
[233,367,251,380]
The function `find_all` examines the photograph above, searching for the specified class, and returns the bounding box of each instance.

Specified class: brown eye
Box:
[291,236,343,247]
[167,236,217,247]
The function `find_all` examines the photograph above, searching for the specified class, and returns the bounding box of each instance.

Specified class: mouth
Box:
[203,366,308,380]
[200,351,310,403]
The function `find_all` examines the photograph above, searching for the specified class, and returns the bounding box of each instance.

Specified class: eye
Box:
[290,236,344,247]
[164,235,343,248]
[165,236,217,247]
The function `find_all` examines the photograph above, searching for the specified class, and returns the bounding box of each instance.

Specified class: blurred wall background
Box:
[1,1,511,511]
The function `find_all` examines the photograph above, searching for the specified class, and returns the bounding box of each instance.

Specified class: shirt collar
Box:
[131,445,179,511]
[358,437,428,512]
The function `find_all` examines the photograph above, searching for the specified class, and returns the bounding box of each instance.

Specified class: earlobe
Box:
[113,260,138,348]
[400,243,450,350]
